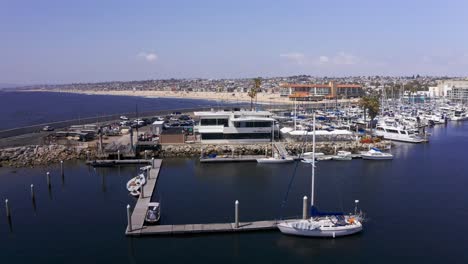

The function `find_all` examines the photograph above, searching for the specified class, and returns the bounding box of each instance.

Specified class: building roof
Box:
[281,83,330,88]
[336,84,362,88]
[194,110,272,117]
[280,83,362,89]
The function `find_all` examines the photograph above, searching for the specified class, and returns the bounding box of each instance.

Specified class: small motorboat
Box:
[257,157,294,164]
[332,151,352,161]
[302,152,325,159]
[316,155,333,161]
[145,202,161,224]
[301,158,316,164]
[362,148,394,160]
[126,174,146,192]
[129,189,141,197]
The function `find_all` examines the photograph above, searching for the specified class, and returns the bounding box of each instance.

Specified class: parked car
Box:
[42,126,54,131]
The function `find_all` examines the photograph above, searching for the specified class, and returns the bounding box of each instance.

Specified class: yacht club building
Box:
[194,110,275,143]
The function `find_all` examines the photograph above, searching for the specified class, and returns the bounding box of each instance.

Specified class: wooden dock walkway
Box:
[86,159,151,166]
[126,159,162,235]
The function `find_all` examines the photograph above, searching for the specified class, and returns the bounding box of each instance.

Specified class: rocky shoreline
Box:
[0,140,391,167]
[155,141,391,157]
[0,144,96,167]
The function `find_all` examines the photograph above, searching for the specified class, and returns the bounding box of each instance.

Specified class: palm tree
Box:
[359,96,380,130]
[248,77,262,111]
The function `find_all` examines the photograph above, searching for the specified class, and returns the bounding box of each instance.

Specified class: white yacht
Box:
[450,109,468,121]
[362,148,393,160]
[278,114,363,238]
[374,125,426,143]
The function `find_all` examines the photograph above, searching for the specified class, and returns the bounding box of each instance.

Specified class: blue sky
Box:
[1,0,468,84]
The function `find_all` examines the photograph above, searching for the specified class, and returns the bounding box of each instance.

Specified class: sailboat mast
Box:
[311,113,316,207]
[294,99,297,130]
[271,120,274,157]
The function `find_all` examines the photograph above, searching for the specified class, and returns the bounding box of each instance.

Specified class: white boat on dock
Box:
[257,155,294,164]
[361,148,393,160]
[126,174,146,196]
[332,151,352,161]
[145,202,161,224]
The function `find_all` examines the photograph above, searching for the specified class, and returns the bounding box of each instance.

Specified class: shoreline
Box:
[22,89,359,105]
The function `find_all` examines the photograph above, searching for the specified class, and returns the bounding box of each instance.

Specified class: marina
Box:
[1,91,468,262]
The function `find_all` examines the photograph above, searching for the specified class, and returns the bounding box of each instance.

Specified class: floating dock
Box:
[130,220,279,236]
[126,159,162,235]
[86,159,151,166]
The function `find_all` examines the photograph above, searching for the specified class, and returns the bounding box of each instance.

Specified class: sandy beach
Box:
[25,89,359,106]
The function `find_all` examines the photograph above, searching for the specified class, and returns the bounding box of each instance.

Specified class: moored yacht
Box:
[278,113,364,238]
[374,125,426,143]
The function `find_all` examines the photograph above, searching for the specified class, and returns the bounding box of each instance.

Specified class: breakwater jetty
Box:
[0,140,390,167]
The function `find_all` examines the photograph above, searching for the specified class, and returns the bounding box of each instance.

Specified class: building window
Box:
[201,133,271,140]
[200,119,229,126]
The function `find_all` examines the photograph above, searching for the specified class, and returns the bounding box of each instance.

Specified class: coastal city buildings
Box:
[279,81,363,101]
[434,79,468,102]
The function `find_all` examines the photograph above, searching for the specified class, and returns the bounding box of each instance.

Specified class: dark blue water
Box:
[1,122,467,263]
[0,91,232,130]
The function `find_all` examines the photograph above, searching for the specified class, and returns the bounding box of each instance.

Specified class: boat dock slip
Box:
[126,219,302,236]
[126,159,162,235]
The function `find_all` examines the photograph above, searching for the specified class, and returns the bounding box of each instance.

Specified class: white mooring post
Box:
[60,160,64,176]
[127,204,132,232]
[117,150,121,160]
[5,199,10,218]
[151,157,155,169]
[140,186,144,198]
[46,172,51,188]
[144,150,148,160]
[235,200,239,228]
[31,184,35,200]
[303,196,308,220]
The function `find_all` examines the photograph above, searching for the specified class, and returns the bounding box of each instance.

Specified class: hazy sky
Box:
[1,0,468,84]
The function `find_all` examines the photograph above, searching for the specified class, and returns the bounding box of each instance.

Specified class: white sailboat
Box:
[278,113,363,238]
[257,121,294,164]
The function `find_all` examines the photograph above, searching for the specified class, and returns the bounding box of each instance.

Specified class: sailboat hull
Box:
[277,221,362,238]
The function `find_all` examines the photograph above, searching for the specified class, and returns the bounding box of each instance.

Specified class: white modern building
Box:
[437,79,468,102]
[194,110,275,143]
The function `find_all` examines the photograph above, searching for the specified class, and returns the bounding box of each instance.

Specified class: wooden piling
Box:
[5,199,10,218]
[127,205,132,232]
[303,196,308,219]
[235,200,239,228]
[31,184,35,200]
[46,172,51,188]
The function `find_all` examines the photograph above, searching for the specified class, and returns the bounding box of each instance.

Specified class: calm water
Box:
[0,122,468,263]
[0,91,234,130]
